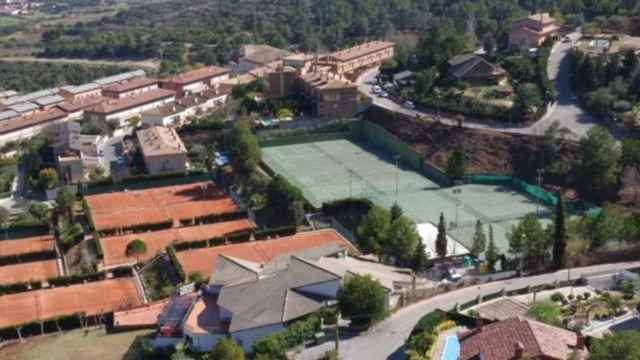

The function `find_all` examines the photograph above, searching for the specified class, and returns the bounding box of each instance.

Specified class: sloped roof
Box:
[448,54,506,80]
[87,88,175,114]
[459,317,583,360]
[103,77,158,93]
[0,108,67,135]
[242,45,291,65]
[328,41,394,62]
[94,70,146,86]
[217,256,339,332]
[163,66,230,85]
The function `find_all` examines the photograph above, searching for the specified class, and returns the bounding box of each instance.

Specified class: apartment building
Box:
[320,40,395,75]
[161,66,230,98]
[141,89,228,127]
[60,83,102,101]
[102,77,159,99]
[85,88,176,127]
[0,108,68,145]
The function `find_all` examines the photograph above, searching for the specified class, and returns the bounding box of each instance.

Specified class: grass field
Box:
[262,139,550,254]
[0,328,152,360]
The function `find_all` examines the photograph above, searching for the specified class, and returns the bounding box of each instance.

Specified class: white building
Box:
[0,108,69,145]
[416,222,470,259]
[141,89,228,127]
[85,88,176,127]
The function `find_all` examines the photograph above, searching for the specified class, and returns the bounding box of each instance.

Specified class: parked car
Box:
[403,100,415,109]
[446,267,462,282]
[379,91,389,98]
[372,85,382,94]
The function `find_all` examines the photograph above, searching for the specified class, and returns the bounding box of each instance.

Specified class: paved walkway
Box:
[296,261,640,360]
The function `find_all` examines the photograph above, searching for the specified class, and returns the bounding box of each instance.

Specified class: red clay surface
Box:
[0,278,143,329]
[113,299,168,328]
[100,219,254,268]
[85,182,240,232]
[176,229,358,278]
[0,235,55,258]
[0,260,59,285]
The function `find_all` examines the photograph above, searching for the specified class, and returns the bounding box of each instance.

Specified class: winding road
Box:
[297,261,640,360]
[357,32,597,140]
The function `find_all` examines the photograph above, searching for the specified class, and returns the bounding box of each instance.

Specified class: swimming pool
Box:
[441,335,460,360]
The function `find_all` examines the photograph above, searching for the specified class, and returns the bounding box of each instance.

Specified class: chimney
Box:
[515,341,525,359]
[576,331,586,349]
[476,317,483,332]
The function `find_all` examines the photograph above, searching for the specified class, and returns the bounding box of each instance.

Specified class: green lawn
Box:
[0,328,153,360]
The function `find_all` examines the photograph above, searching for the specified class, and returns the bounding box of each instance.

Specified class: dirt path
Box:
[0,56,160,71]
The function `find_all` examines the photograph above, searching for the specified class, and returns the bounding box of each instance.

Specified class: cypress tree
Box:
[552,194,566,270]
[436,212,448,258]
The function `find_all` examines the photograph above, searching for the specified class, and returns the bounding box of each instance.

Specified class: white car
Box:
[380,91,389,98]
[403,101,415,109]
[372,85,382,94]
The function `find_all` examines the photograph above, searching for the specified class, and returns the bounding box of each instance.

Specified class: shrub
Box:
[252,316,320,359]
[550,292,566,303]
[435,320,456,333]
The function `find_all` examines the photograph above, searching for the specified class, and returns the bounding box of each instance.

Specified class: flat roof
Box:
[94,70,146,86]
[85,181,240,232]
[137,126,187,157]
[113,299,168,328]
[328,41,394,63]
[100,219,254,267]
[163,66,229,85]
[0,278,143,329]
[8,102,39,113]
[0,110,19,121]
[60,83,101,95]
[33,95,65,107]
[0,108,67,135]
[57,96,106,113]
[103,77,158,93]
[87,88,175,115]
[2,89,58,106]
[0,235,55,258]
[0,259,59,285]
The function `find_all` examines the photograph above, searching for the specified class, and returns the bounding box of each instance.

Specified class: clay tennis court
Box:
[85,181,240,232]
[0,260,60,285]
[0,235,55,257]
[0,278,143,329]
[99,219,255,268]
[176,229,357,278]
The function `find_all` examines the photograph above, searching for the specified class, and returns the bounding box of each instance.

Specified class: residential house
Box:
[298,71,359,118]
[459,317,588,360]
[141,89,228,127]
[102,77,159,99]
[161,66,230,98]
[56,96,106,121]
[319,41,395,75]
[509,13,560,49]
[237,44,291,74]
[447,54,508,85]
[136,126,187,175]
[85,88,176,127]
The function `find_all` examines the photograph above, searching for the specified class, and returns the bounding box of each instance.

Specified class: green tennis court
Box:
[262,139,550,253]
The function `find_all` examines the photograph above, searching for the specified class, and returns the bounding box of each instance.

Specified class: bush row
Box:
[93,231,104,259]
[0,250,57,266]
[252,315,321,358]
[166,245,186,282]
[178,210,247,227]
[0,280,42,295]
[322,198,374,216]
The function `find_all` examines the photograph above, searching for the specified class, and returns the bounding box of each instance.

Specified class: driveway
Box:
[296,261,640,360]
[357,33,598,139]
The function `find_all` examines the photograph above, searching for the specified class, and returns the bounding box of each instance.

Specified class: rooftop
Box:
[137,126,187,157]
[473,298,530,321]
[459,317,585,360]
[242,44,291,66]
[87,88,175,115]
[33,95,65,107]
[327,40,395,63]
[60,83,101,95]
[8,101,39,113]
[113,299,169,328]
[94,70,146,86]
[2,88,58,106]
[103,77,158,94]
[313,255,416,291]
[0,109,19,121]
[163,66,229,85]
[0,108,67,135]
[57,96,106,113]
[184,294,226,335]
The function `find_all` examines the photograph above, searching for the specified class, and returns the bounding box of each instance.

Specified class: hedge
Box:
[0,281,35,295]
[252,315,321,358]
[0,312,85,340]
[166,245,186,282]
[47,272,107,287]
[322,198,374,216]
[111,266,134,278]
[174,239,209,251]
[0,249,57,266]
[93,231,104,259]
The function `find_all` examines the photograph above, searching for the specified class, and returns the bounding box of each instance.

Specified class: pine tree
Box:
[485,225,498,272]
[390,203,403,222]
[436,212,448,258]
[412,240,428,273]
[552,193,566,270]
[471,220,487,257]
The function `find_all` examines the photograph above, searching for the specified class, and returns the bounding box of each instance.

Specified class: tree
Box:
[577,126,620,194]
[38,168,59,190]
[387,215,419,267]
[445,147,465,180]
[266,175,304,224]
[337,274,386,327]
[471,220,486,257]
[55,188,75,221]
[621,280,635,300]
[228,120,261,179]
[515,82,543,116]
[126,239,147,262]
[390,203,403,222]
[485,225,498,272]
[211,338,245,360]
[436,212,448,259]
[59,222,83,249]
[585,203,624,250]
[552,194,566,270]
[356,205,391,255]
[622,138,640,167]
[0,206,9,239]
[590,331,640,360]
[412,240,428,273]
[508,214,548,271]
[28,203,49,223]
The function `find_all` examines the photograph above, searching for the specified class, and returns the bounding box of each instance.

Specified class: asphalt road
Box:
[357,33,597,139]
[296,261,640,360]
